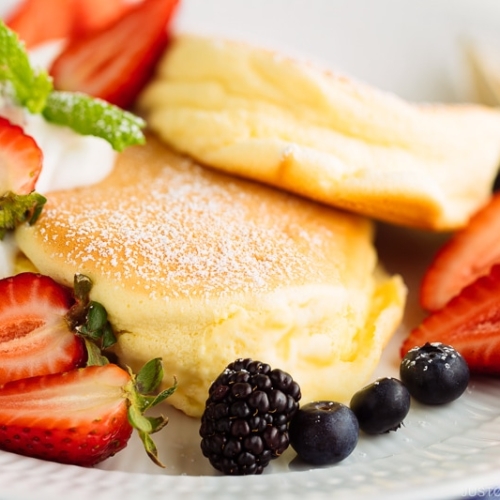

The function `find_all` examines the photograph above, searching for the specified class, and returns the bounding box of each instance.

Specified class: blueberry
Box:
[349,377,410,434]
[400,342,470,405]
[288,401,359,465]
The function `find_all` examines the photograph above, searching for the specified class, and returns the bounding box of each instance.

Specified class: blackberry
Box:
[199,358,301,475]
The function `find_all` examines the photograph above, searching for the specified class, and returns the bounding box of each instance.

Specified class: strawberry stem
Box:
[0,191,46,239]
[66,273,117,364]
[125,358,177,467]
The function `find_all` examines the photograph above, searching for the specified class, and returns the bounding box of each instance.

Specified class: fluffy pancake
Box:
[139,34,500,231]
[15,135,406,417]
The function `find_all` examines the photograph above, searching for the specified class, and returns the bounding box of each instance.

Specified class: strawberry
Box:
[50,0,180,109]
[0,117,43,195]
[0,272,86,386]
[71,0,139,39]
[0,361,176,467]
[402,263,500,375]
[4,0,73,49]
[420,192,500,311]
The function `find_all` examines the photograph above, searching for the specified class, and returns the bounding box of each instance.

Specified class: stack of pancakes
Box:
[16,35,500,417]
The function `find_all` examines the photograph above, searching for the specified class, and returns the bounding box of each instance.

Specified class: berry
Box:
[50,0,180,109]
[420,192,500,311]
[402,264,500,376]
[400,342,470,405]
[5,0,73,49]
[0,272,86,385]
[349,377,410,434]
[0,116,43,195]
[199,358,301,475]
[0,360,176,467]
[288,401,359,465]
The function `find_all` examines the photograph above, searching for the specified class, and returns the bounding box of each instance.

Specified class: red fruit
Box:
[50,0,180,109]
[402,263,500,375]
[4,0,73,48]
[0,360,175,467]
[71,0,139,38]
[0,117,43,195]
[0,272,86,385]
[0,364,133,466]
[420,192,500,311]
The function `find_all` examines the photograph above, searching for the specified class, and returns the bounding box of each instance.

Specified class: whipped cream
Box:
[0,39,118,277]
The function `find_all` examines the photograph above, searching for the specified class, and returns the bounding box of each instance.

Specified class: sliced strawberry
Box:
[50,0,180,109]
[0,361,176,467]
[4,0,73,48]
[0,272,86,385]
[0,364,132,466]
[420,192,500,311]
[71,0,140,39]
[0,117,43,195]
[402,263,500,375]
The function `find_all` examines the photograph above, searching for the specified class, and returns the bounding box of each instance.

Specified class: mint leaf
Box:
[0,191,47,239]
[0,20,52,113]
[42,91,146,151]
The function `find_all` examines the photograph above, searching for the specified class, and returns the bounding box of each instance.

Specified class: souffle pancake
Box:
[15,135,406,417]
[139,34,500,232]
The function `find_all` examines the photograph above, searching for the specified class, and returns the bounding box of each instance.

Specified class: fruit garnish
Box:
[400,342,470,405]
[288,401,359,466]
[0,272,86,386]
[0,20,145,151]
[199,358,301,475]
[349,377,410,434]
[0,116,42,194]
[420,192,500,311]
[50,0,180,110]
[0,191,46,239]
[71,0,138,39]
[66,273,118,366]
[4,0,73,49]
[403,263,500,376]
[0,20,52,114]
[0,360,176,467]
[42,91,146,152]
[0,116,46,238]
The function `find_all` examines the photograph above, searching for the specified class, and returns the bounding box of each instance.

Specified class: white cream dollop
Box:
[0,109,117,278]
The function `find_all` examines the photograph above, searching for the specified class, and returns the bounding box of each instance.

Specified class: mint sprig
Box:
[0,20,52,113]
[0,20,145,151]
[43,91,146,152]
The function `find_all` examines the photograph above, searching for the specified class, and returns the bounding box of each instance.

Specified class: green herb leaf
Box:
[0,191,47,239]
[42,91,146,151]
[0,20,53,113]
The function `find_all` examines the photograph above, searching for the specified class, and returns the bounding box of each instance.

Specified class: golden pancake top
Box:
[16,135,375,301]
[139,34,500,231]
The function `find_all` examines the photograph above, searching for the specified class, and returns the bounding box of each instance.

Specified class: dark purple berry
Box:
[200,358,301,475]
[349,377,410,434]
[400,342,469,405]
[288,401,359,465]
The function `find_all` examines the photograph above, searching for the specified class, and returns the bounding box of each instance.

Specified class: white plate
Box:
[2,1,500,499]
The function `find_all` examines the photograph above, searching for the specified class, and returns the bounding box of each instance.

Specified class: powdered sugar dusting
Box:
[32,147,345,300]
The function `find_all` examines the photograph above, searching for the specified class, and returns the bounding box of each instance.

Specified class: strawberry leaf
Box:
[135,357,164,395]
[0,191,46,239]
[66,273,117,361]
[42,91,146,151]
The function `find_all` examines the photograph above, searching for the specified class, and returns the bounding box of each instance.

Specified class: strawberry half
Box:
[0,272,86,385]
[420,192,500,311]
[402,263,500,375]
[50,0,180,109]
[71,0,139,39]
[0,361,176,467]
[4,0,73,49]
[0,117,43,195]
